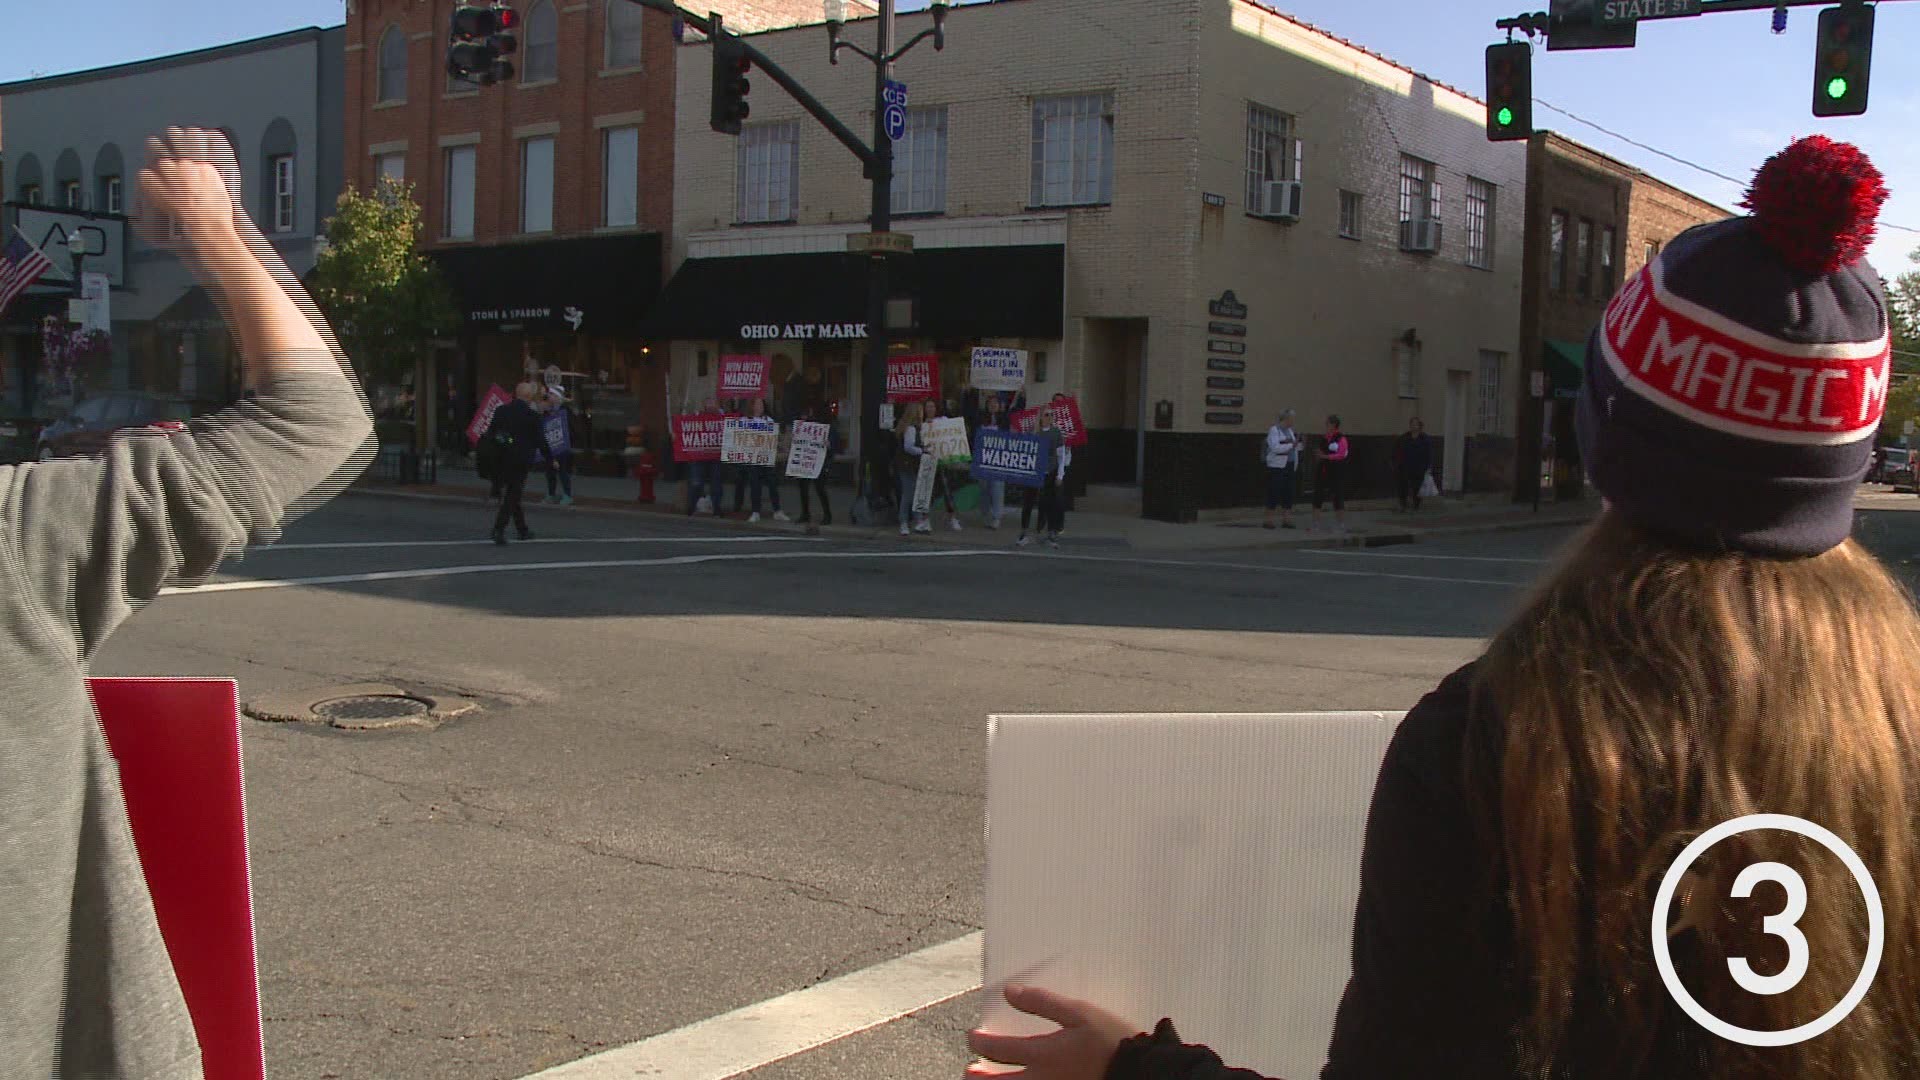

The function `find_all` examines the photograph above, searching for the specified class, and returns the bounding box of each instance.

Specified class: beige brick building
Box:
[654,0,1528,518]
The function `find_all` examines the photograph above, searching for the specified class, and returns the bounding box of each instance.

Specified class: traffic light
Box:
[1485,41,1532,142]
[448,3,519,86]
[710,15,752,136]
[1813,4,1873,117]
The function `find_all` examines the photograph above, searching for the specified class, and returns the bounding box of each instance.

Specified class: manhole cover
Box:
[312,695,432,723]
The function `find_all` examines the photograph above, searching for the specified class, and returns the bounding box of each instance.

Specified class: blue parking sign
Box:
[883,79,909,141]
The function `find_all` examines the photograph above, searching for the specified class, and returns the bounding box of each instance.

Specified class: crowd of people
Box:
[1261,410,1437,533]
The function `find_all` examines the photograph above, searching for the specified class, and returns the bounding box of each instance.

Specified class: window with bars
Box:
[1244,104,1299,211]
[1397,155,1438,223]
[605,0,645,70]
[737,122,800,223]
[1600,225,1617,293]
[603,126,640,227]
[522,136,555,233]
[1030,93,1115,208]
[523,1,559,82]
[272,155,296,232]
[1549,210,1569,291]
[1478,350,1504,435]
[1575,218,1595,296]
[377,26,407,103]
[1465,178,1494,269]
[1339,190,1363,239]
[444,145,477,239]
[890,107,948,215]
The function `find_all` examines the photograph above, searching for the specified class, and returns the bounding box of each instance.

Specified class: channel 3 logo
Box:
[1653,814,1885,1047]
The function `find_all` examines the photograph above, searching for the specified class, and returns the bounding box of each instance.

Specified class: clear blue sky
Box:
[7,0,1917,273]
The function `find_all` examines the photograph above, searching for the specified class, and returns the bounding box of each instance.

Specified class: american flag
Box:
[0,226,56,318]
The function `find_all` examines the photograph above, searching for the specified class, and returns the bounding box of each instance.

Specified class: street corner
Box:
[243,682,481,733]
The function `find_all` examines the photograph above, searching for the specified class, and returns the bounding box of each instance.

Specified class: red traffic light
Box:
[495,5,518,29]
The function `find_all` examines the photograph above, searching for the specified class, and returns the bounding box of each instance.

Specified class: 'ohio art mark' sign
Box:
[739,323,870,341]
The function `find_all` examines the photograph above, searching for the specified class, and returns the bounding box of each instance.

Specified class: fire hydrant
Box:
[623,426,658,503]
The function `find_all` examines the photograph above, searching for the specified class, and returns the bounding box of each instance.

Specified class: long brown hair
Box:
[1471,510,1920,1079]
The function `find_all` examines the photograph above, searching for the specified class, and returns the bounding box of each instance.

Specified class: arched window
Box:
[260,119,299,234]
[93,144,126,215]
[53,149,83,209]
[13,153,43,204]
[523,1,559,82]
[377,25,408,103]
[605,0,645,71]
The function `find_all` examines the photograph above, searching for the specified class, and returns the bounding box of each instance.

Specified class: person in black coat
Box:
[483,382,543,545]
[1391,416,1434,512]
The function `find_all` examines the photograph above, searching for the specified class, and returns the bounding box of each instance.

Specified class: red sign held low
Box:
[886,355,941,403]
[465,384,512,447]
[673,413,729,462]
[1045,396,1088,447]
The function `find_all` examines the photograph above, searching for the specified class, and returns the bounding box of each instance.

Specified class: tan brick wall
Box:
[1626,175,1728,277]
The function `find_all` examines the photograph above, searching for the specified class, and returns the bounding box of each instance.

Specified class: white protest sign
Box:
[913,452,937,514]
[722,417,779,466]
[926,416,971,466]
[879,403,896,430]
[970,347,1028,392]
[787,421,831,479]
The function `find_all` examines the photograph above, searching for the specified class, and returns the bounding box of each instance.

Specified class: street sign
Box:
[848,231,914,255]
[882,79,909,142]
[1597,0,1701,24]
[1547,0,1639,50]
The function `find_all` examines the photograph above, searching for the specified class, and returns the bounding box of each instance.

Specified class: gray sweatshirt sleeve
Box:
[1,357,374,660]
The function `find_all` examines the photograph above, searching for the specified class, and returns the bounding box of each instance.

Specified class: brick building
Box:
[654,0,1531,519]
[343,0,862,460]
[1513,131,1724,503]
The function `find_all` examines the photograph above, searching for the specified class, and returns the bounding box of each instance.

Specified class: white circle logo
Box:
[1651,813,1883,1047]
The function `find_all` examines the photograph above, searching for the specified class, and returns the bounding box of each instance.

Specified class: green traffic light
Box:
[1827,76,1850,100]
[1497,106,1514,127]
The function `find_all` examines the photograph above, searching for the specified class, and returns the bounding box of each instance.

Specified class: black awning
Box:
[429,233,662,336]
[647,244,1065,341]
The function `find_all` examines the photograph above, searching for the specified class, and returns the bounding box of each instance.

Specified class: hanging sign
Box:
[718,355,770,399]
[1208,291,1248,319]
[969,347,1029,392]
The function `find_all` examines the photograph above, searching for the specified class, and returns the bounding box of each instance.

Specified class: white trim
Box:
[593,110,647,128]
[438,132,483,148]
[687,213,1069,259]
[1648,258,1889,360]
[1597,332,1876,448]
[367,139,409,156]
[513,120,563,139]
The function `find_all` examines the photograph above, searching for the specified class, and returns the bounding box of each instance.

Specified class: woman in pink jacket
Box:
[1310,414,1349,534]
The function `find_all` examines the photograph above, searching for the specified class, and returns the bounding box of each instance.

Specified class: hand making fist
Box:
[136,127,246,259]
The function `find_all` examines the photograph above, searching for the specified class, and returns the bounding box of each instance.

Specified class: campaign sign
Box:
[787,421,831,480]
[673,413,727,462]
[1010,407,1042,435]
[926,416,972,467]
[1045,396,1089,448]
[913,452,938,514]
[970,347,1028,392]
[718,355,770,400]
[541,410,571,459]
[972,429,1047,489]
[722,417,780,466]
[466,384,512,446]
[886,354,941,403]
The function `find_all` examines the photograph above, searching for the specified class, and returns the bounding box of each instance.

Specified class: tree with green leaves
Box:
[307,178,458,391]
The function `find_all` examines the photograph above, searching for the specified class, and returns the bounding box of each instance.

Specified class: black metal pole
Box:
[860,0,895,520]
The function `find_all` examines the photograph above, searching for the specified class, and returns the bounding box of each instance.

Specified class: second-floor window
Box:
[377,152,406,184]
[377,26,407,103]
[1030,92,1114,208]
[522,136,556,233]
[603,126,640,227]
[1339,190,1363,239]
[1600,225,1617,293]
[523,1,559,82]
[20,184,40,205]
[444,145,477,240]
[1576,218,1595,295]
[1549,210,1569,291]
[1465,177,1494,269]
[100,176,123,215]
[61,180,82,208]
[605,0,645,70]
[891,107,948,215]
[272,155,296,232]
[1245,104,1298,211]
[737,122,800,224]
[1397,155,1438,224]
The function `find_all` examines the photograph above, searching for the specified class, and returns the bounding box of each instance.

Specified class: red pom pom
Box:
[1739,136,1888,276]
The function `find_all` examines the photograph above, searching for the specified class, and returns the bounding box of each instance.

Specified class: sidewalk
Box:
[349,463,1598,554]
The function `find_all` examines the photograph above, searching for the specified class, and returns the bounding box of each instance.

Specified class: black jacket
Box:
[485,399,545,469]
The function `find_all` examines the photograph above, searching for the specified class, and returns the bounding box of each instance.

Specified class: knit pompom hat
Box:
[1576,136,1892,557]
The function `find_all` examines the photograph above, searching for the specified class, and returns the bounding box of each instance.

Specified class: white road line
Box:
[253,536,817,551]
[519,932,982,1080]
[1036,551,1524,588]
[1300,549,1550,565]
[161,549,996,596]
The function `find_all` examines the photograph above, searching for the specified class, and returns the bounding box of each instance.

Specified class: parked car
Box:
[35,392,193,460]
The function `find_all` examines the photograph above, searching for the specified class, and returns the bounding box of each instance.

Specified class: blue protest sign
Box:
[542,409,572,458]
[971,429,1047,489]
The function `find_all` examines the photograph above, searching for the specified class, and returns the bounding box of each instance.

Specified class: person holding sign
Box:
[0,127,374,1077]
[974,395,1010,529]
[1015,409,1069,550]
[791,403,841,529]
[541,386,578,507]
[1309,414,1349,535]
[484,383,545,545]
[895,403,927,536]
[922,400,964,532]
[969,137,1920,1080]
[732,398,790,524]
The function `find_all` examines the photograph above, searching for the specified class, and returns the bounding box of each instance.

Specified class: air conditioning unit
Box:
[1257,180,1303,222]
[1400,217,1442,253]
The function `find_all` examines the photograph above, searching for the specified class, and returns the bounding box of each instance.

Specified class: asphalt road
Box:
[89,488,1920,1080]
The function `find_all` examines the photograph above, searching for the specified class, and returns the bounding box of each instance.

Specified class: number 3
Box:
[1728,861,1810,996]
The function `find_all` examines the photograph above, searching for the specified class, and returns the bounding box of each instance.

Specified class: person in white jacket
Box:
[1263,408,1303,530]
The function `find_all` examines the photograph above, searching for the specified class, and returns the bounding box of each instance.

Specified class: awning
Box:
[430,233,662,336]
[1544,337,1587,399]
[646,244,1065,342]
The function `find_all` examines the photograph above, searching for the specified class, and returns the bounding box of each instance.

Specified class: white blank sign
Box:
[978,712,1404,1078]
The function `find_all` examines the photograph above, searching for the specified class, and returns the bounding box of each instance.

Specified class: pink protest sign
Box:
[92,678,264,1080]
[1010,408,1042,435]
[673,413,728,461]
[465,384,512,446]
[1045,396,1089,448]
[718,355,770,400]
[886,354,940,403]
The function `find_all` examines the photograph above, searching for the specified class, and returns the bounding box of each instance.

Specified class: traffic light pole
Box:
[1496,0,1882,36]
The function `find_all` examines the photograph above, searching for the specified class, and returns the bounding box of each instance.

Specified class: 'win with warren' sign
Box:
[971,429,1048,488]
